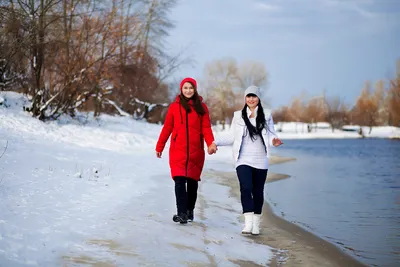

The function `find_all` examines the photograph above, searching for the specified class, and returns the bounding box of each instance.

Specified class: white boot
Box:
[251,214,261,235]
[241,212,253,234]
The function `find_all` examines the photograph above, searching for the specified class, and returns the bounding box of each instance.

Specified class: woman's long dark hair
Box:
[242,102,267,141]
[179,83,205,116]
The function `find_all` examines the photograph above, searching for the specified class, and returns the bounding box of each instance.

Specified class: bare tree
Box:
[202,58,268,128]
[324,96,348,132]
[21,0,63,119]
[135,0,183,92]
[351,81,385,133]
[107,0,184,118]
[272,106,292,123]
[374,80,387,125]
[272,106,292,132]
[0,0,187,123]
[387,60,400,126]
[303,96,326,127]
[288,97,307,133]
[237,60,268,92]
[38,1,120,119]
[0,1,35,91]
[202,58,241,128]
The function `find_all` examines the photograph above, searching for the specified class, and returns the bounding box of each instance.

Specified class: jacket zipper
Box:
[185,111,189,176]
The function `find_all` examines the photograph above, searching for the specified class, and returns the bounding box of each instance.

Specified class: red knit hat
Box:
[180,77,197,91]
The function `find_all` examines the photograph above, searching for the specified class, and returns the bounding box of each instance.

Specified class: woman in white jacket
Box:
[213,85,283,235]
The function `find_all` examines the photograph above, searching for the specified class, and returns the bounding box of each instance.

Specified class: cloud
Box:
[253,2,280,12]
[323,0,376,18]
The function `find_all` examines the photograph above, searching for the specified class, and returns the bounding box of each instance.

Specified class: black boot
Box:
[173,212,188,224]
[187,210,194,222]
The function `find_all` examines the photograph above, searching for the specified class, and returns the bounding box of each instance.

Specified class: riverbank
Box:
[0,92,391,266]
[204,156,368,267]
[211,123,400,140]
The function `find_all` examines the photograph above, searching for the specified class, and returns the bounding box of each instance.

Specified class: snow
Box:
[1,91,398,266]
[105,99,131,117]
[213,120,400,140]
[360,126,400,139]
[0,92,273,266]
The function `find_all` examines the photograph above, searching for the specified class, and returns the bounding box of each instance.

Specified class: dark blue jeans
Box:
[174,176,198,214]
[236,165,268,214]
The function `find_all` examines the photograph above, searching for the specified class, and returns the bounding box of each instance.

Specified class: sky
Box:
[166,0,400,108]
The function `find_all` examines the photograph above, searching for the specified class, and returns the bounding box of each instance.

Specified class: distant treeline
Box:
[273,61,400,132]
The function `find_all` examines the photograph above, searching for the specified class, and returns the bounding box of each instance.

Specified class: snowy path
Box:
[0,93,273,266]
[0,135,161,266]
[60,172,273,267]
[0,135,272,266]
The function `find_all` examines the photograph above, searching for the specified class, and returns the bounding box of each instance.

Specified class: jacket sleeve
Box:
[214,113,236,146]
[266,113,279,146]
[201,104,215,147]
[155,104,174,152]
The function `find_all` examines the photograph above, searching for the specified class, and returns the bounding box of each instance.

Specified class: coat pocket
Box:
[171,133,178,148]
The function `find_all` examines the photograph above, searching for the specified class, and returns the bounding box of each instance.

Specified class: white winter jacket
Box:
[215,106,278,162]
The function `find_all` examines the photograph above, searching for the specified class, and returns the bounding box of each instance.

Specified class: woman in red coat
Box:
[156,77,217,224]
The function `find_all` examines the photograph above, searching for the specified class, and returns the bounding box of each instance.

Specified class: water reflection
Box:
[266,139,400,267]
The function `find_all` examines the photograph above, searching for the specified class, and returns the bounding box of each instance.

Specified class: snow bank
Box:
[0,92,274,266]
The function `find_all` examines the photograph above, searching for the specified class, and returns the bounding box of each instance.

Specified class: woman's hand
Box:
[156,151,162,158]
[208,143,218,155]
[272,138,283,147]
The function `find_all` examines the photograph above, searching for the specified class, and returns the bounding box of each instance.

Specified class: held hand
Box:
[208,147,216,155]
[272,138,283,147]
[208,143,218,155]
[156,151,162,158]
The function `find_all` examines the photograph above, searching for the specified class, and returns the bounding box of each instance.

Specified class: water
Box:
[266,139,400,267]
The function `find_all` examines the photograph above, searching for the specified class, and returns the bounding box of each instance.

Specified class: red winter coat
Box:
[156,96,214,181]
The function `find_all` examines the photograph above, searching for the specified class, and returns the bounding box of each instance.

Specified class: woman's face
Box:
[246,94,259,109]
[182,82,195,98]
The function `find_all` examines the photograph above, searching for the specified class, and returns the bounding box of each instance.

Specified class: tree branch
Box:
[0,140,8,159]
